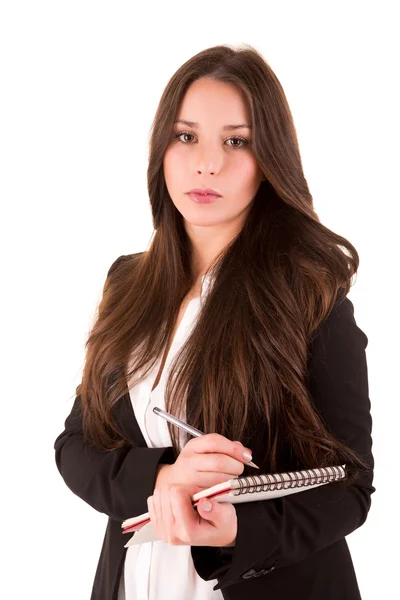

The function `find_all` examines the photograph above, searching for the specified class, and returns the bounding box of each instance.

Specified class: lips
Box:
[187,188,222,197]
[187,192,219,204]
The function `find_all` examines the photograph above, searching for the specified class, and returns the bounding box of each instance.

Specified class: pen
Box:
[153,406,259,469]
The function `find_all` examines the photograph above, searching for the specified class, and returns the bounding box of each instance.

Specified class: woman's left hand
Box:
[147,485,237,547]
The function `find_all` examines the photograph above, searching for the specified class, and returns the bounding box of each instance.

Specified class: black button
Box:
[241,568,257,579]
[241,562,277,580]
[265,565,275,574]
[241,568,267,579]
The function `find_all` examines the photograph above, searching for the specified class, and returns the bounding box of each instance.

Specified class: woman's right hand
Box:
[154,433,253,497]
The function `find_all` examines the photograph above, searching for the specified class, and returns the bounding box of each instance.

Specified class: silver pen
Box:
[153,406,259,469]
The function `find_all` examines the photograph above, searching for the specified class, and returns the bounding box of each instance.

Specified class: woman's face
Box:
[163,77,264,231]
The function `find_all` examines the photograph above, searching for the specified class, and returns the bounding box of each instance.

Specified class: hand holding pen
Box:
[152,406,259,498]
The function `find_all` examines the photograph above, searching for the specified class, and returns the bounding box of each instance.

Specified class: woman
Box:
[54,44,375,600]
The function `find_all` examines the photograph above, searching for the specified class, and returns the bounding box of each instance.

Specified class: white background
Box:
[1,1,398,598]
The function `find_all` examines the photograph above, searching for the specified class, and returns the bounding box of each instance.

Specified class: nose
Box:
[194,141,224,176]
[195,156,220,176]
[197,167,215,175]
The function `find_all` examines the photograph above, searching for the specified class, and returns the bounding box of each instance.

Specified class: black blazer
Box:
[54,254,375,600]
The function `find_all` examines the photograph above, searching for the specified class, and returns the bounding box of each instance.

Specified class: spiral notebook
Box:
[121,464,347,546]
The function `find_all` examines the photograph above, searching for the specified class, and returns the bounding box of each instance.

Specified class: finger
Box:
[153,488,163,524]
[169,487,198,544]
[160,487,175,544]
[151,488,166,542]
[195,453,246,475]
[147,495,157,528]
[152,488,164,541]
[197,499,237,546]
[162,487,176,527]
[154,488,168,536]
[189,433,252,461]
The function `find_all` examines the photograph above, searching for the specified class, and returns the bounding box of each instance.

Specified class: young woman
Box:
[54,44,375,600]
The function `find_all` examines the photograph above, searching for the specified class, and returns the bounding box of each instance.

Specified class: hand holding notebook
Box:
[122,465,347,546]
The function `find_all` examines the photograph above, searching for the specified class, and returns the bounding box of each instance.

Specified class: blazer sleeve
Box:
[191,294,375,591]
[54,395,176,522]
[54,252,176,522]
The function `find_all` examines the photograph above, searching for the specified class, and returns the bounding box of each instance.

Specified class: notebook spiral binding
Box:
[236,465,347,495]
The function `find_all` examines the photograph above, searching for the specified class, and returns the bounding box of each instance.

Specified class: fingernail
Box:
[202,500,212,512]
[242,451,252,462]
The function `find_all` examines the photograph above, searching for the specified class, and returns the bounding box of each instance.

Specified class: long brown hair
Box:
[76,44,371,485]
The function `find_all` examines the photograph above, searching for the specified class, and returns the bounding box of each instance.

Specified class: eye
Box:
[174,131,195,144]
[226,136,249,149]
[173,130,250,150]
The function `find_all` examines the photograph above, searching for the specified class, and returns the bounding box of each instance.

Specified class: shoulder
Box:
[310,289,368,352]
[106,252,144,278]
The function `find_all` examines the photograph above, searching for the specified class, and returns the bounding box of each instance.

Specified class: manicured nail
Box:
[202,500,212,512]
[242,451,252,462]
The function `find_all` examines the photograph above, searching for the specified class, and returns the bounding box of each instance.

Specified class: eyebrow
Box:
[174,119,252,131]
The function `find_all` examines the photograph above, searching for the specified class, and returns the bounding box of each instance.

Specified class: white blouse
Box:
[118,270,224,600]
